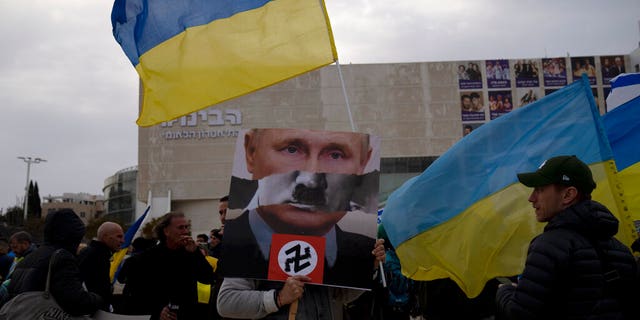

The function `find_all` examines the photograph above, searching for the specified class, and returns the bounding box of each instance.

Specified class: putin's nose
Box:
[294,171,327,190]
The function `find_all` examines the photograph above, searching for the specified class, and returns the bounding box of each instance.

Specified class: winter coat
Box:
[496,200,639,319]
[78,240,114,306]
[7,209,104,316]
[120,243,214,319]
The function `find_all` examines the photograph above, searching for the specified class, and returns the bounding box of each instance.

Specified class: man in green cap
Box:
[496,155,638,319]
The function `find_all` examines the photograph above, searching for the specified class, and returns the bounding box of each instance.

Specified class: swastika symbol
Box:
[277,240,318,276]
[284,244,312,272]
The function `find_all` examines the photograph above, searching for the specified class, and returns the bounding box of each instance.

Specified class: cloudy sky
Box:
[1,0,639,212]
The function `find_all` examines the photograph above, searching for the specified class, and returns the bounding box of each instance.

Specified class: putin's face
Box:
[244,129,371,235]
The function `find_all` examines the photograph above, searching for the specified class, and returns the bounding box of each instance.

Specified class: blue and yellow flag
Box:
[112,0,338,126]
[602,78,640,223]
[110,206,150,283]
[382,76,637,298]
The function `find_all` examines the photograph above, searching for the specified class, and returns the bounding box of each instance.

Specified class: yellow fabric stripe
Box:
[197,282,211,304]
[109,248,128,282]
[617,161,640,222]
[396,161,637,298]
[135,0,337,126]
[597,160,638,243]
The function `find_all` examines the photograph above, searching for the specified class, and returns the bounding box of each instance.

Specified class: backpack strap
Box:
[44,249,64,299]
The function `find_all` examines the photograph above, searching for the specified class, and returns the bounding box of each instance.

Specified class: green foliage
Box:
[33,183,41,218]
[23,217,45,244]
[4,206,24,226]
[140,216,162,240]
[27,181,42,219]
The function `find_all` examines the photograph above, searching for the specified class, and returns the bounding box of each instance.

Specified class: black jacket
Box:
[78,240,113,306]
[7,209,104,316]
[496,200,639,319]
[121,243,214,319]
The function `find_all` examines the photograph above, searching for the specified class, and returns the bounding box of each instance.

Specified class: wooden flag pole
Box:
[288,300,299,320]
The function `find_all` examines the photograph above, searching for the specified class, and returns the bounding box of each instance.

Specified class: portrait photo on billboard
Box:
[600,55,626,84]
[457,61,483,90]
[514,59,540,87]
[517,88,540,107]
[221,128,380,290]
[489,90,513,120]
[486,59,511,89]
[462,122,484,137]
[460,91,486,122]
[571,56,597,85]
[542,57,567,87]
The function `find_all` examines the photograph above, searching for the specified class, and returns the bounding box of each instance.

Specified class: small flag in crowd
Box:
[110,205,150,283]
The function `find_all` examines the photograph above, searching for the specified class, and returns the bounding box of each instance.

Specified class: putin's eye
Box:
[328,151,345,160]
[285,145,299,154]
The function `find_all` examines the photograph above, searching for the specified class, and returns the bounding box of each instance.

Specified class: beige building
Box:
[42,193,105,225]
[137,55,631,235]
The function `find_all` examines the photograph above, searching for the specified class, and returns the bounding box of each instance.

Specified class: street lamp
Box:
[17,156,46,223]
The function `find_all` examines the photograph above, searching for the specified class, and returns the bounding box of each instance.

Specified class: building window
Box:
[80,212,86,218]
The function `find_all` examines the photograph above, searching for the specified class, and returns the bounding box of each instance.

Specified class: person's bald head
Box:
[97,222,124,252]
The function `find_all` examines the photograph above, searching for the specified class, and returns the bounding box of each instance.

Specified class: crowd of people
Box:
[0,154,638,320]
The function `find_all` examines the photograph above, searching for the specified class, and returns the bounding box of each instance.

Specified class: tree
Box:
[33,182,42,219]
[140,216,163,240]
[27,180,42,219]
[4,206,23,227]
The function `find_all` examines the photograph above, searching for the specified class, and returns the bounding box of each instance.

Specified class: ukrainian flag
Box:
[110,206,150,283]
[112,0,338,127]
[603,87,640,223]
[382,76,637,298]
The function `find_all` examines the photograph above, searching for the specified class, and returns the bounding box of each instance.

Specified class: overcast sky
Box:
[1,0,639,212]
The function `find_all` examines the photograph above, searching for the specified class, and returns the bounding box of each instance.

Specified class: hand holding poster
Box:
[221,128,380,290]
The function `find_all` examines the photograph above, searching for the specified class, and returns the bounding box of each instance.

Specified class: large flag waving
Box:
[112,0,338,126]
[602,74,640,222]
[382,76,637,298]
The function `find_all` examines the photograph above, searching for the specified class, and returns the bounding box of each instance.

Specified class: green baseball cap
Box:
[517,155,596,194]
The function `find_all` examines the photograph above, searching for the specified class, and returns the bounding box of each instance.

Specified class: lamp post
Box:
[17,156,46,223]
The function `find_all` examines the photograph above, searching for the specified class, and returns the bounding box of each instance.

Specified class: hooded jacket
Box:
[7,209,104,316]
[496,200,639,319]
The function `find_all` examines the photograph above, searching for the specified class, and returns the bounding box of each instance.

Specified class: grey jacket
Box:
[217,278,363,320]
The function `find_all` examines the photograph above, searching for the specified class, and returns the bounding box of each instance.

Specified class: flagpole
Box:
[335,60,356,132]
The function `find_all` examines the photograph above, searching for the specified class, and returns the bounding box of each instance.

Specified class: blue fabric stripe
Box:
[603,94,640,171]
[382,76,611,247]
[112,0,271,66]
[610,72,640,89]
[120,205,150,249]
